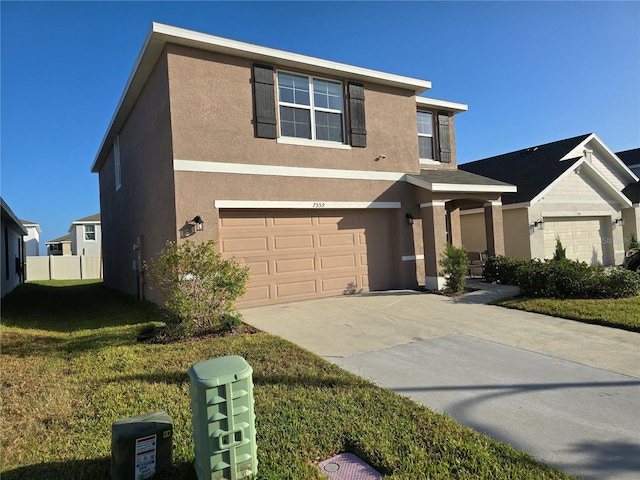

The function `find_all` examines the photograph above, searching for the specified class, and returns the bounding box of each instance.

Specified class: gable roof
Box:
[20,219,42,233]
[91,23,442,174]
[459,134,590,204]
[72,213,101,224]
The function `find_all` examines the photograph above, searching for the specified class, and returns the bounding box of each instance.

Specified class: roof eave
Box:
[416,96,468,114]
[92,23,434,173]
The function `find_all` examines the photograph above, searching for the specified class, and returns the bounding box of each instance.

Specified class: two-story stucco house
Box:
[46,214,101,257]
[91,23,515,307]
[20,219,41,256]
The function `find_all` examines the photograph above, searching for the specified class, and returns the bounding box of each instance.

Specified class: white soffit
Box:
[416,96,468,114]
[214,200,401,209]
[530,158,633,208]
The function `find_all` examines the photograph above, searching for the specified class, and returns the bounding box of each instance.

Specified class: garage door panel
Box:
[220,209,395,306]
[274,256,316,274]
[321,276,358,293]
[274,234,315,250]
[319,233,356,247]
[320,254,357,270]
[276,280,317,298]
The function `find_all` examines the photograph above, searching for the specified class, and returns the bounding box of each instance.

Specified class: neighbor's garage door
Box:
[543,217,609,265]
[219,209,395,307]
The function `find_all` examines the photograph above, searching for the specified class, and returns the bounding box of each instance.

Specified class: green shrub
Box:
[438,243,468,292]
[628,233,640,249]
[552,237,567,261]
[145,239,250,333]
[483,255,530,285]
[518,260,640,299]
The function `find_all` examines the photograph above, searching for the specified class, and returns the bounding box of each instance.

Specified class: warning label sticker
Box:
[135,434,157,480]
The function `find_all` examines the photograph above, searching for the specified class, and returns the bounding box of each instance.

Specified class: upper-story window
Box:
[417,110,452,164]
[417,111,434,160]
[84,225,96,241]
[277,72,344,143]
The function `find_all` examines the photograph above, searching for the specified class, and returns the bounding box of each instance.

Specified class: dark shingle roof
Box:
[459,134,591,204]
[616,148,640,168]
[46,234,72,244]
[622,182,640,203]
[407,169,516,189]
[74,213,101,223]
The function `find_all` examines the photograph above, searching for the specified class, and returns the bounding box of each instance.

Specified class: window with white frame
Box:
[84,225,96,241]
[417,111,434,160]
[277,72,344,143]
[114,135,121,190]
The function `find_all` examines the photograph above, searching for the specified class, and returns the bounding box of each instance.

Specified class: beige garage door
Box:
[219,209,395,307]
[543,217,609,265]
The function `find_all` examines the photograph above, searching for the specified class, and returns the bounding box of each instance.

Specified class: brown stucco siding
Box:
[99,52,176,298]
[165,44,422,175]
[173,171,420,288]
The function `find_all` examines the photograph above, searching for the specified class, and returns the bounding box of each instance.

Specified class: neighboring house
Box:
[618,149,640,247]
[20,219,42,256]
[45,214,102,256]
[1,197,27,297]
[459,134,639,265]
[91,23,515,307]
[69,213,102,257]
[46,234,72,256]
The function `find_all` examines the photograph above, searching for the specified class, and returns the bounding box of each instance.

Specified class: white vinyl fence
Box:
[26,256,102,281]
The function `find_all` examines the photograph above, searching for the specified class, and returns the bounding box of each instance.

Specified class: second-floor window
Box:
[417,111,434,160]
[277,72,344,143]
[84,225,96,241]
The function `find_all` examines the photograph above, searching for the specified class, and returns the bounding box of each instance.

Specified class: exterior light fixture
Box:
[405,213,414,225]
[614,217,624,227]
[192,216,204,231]
[531,219,544,230]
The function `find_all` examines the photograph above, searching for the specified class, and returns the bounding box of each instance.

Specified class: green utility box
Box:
[189,356,257,480]
[111,411,173,480]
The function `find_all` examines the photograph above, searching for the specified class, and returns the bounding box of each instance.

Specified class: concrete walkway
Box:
[241,280,640,480]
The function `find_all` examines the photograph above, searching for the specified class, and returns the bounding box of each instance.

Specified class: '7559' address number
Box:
[312,202,326,208]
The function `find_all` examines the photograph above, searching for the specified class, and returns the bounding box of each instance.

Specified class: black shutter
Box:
[252,64,277,139]
[348,82,367,147]
[438,113,451,163]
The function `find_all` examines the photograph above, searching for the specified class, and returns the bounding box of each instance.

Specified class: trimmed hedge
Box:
[483,255,640,299]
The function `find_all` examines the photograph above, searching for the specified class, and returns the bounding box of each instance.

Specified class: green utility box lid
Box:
[189,355,253,388]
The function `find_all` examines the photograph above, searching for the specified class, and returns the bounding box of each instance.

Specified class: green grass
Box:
[1,281,572,479]
[494,295,640,332]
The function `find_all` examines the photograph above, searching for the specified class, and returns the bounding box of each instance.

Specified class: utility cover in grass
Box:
[319,453,383,479]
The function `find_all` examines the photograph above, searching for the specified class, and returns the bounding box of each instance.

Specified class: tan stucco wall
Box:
[99,52,176,299]
[166,44,423,175]
[460,211,487,252]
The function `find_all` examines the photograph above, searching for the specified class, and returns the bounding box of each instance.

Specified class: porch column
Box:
[448,207,462,247]
[484,201,505,256]
[421,201,447,290]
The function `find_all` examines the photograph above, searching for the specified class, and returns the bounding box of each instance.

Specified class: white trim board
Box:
[175,159,405,182]
[215,200,401,209]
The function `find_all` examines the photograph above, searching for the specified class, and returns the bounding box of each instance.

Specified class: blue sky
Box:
[2,1,639,252]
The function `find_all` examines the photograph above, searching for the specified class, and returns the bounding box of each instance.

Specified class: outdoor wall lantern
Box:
[613,217,624,227]
[530,219,544,230]
[405,213,414,225]
[192,216,204,232]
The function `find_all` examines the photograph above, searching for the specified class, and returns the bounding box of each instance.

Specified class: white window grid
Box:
[417,111,434,160]
[276,71,345,143]
[84,225,96,241]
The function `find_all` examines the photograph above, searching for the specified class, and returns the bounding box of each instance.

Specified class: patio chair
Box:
[467,251,486,278]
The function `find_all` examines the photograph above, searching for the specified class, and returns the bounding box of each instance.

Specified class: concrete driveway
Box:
[240,280,640,480]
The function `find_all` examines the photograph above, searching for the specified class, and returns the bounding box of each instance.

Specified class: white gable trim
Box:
[530,158,632,208]
[560,133,638,182]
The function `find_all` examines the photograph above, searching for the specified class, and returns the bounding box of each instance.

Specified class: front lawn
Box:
[494,295,640,333]
[1,281,571,479]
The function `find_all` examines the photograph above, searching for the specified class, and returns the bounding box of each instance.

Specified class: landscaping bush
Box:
[552,237,567,261]
[485,255,640,299]
[483,255,530,285]
[518,260,640,299]
[439,243,468,293]
[145,239,250,334]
